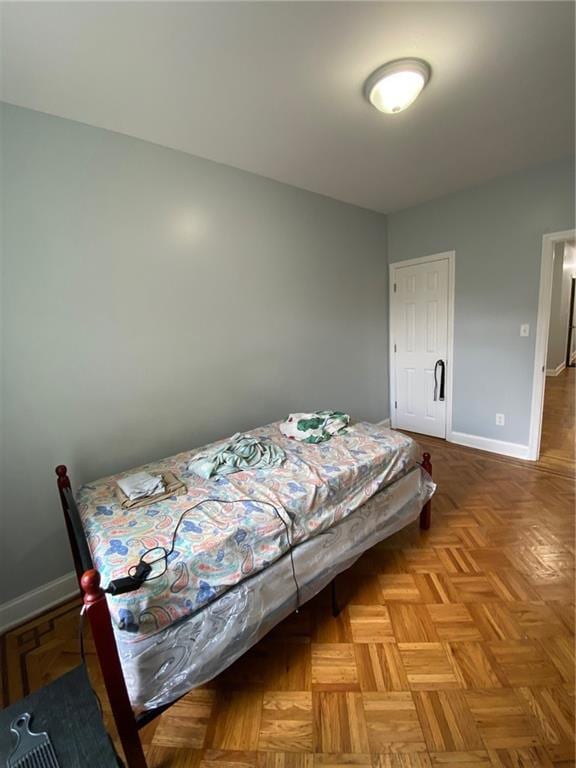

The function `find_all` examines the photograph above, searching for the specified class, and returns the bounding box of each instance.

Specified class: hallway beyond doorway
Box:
[539,367,574,476]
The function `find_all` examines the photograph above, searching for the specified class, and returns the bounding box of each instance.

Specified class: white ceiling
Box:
[1,2,574,213]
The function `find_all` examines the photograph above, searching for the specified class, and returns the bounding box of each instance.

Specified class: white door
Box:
[392,258,450,438]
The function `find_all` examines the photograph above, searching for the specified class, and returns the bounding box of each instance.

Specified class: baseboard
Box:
[0,571,78,635]
[546,362,566,376]
[447,431,530,460]
[378,418,391,428]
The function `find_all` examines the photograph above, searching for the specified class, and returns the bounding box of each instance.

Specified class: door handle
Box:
[433,360,445,402]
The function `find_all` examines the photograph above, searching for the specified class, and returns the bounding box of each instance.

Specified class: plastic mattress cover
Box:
[116,465,435,713]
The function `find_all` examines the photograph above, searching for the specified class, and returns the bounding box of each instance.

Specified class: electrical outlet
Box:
[520,324,530,337]
[495,413,505,426]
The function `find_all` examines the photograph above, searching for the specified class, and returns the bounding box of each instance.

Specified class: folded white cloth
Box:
[117,471,165,501]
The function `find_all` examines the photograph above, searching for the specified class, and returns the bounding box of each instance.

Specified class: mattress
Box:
[77,422,418,637]
[118,465,434,713]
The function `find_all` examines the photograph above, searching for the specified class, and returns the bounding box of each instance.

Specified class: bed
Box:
[55,420,435,768]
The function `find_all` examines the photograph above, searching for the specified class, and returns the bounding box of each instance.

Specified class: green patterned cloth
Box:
[188,433,286,479]
[279,410,350,444]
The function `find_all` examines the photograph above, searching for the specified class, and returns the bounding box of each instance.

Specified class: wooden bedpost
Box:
[81,570,148,768]
[420,452,432,530]
[56,464,72,508]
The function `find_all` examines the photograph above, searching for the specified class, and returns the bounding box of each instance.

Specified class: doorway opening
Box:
[529,230,576,460]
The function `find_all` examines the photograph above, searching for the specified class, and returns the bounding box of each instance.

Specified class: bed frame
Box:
[55,451,432,768]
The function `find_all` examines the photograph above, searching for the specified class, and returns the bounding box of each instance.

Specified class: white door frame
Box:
[389,251,456,437]
[527,229,576,460]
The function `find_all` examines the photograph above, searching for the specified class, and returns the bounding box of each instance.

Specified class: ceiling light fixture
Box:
[364,58,431,115]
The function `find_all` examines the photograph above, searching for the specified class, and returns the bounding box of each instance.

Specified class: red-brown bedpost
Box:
[420,452,432,530]
[56,464,72,508]
[81,570,148,768]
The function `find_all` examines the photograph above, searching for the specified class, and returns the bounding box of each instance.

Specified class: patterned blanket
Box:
[77,422,418,638]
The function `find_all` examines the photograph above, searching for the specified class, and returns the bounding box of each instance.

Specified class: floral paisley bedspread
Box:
[77,422,418,639]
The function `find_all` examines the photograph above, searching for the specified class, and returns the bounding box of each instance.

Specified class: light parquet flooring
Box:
[539,366,575,476]
[2,370,574,767]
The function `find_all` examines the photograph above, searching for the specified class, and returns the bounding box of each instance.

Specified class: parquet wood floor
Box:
[2,369,574,767]
[540,367,575,476]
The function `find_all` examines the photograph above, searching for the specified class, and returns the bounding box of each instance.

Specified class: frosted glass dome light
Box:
[364,59,431,114]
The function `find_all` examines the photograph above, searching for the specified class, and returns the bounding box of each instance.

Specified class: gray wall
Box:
[0,104,389,603]
[388,157,575,446]
[547,241,576,371]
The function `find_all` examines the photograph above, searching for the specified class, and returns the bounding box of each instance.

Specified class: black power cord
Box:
[106,497,301,608]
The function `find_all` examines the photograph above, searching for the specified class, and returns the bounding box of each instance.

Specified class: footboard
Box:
[55,465,94,582]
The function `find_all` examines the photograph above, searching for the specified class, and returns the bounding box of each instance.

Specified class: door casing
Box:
[389,251,455,438]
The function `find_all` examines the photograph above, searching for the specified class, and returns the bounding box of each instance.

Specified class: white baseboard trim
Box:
[0,571,78,635]
[546,362,566,376]
[447,431,530,460]
[378,418,391,428]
